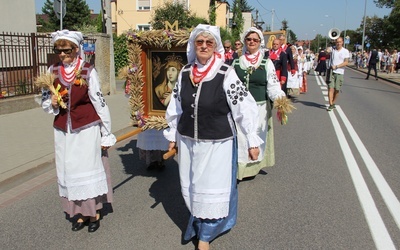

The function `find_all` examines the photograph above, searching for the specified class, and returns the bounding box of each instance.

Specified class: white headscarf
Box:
[241,27,265,55]
[186,24,224,64]
[51,29,83,47]
[51,29,85,59]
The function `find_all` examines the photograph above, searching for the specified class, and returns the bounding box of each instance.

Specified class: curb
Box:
[347,66,400,86]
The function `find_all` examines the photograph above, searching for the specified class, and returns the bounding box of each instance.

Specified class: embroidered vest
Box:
[52,62,101,132]
[177,63,233,140]
[232,59,268,102]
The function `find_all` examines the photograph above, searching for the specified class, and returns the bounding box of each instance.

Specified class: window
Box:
[137,24,151,31]
[138,0,150,10]
[174,0,188,10]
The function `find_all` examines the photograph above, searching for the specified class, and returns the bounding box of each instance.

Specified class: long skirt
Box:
[61,152,113,217]
[137,129,169,165]
[316,60,327,75]
[287,71,300,96]
[55,125,111,218]
[183,137,238,242]
[237,101,275,180]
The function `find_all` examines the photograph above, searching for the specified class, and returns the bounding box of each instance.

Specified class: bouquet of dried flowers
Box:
[34,73,67,109]
[274,97,296,125]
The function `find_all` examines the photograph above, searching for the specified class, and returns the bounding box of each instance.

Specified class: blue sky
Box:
[35,0,391,40]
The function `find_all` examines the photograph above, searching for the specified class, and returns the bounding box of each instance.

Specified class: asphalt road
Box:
[0,69,399,249]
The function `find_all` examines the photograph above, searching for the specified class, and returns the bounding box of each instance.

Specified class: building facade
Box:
[1,0,36,33]
[111,0,211,35]
[111,0,253,36]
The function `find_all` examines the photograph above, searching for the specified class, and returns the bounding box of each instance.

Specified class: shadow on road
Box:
[290,96,327,109]
[115,139,191,245]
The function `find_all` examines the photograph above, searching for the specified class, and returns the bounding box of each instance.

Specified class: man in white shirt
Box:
[327,37,350,111]
[377,49,383,71]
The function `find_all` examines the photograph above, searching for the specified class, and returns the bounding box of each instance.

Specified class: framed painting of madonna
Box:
[147,49,187,116]
[121,29,190,130]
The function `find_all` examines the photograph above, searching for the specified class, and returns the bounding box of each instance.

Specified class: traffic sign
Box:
[83,43,95,54]
[345,36,350,44]
[54,0,66,19]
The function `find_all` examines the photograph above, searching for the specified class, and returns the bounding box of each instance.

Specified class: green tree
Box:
[360,15,387,49]
[280,20,297,45]
[114,34,129,76]
[209,0,216,25]
[231,0,244,41]
[150,2,208,30]
[238,0,254,12]
[287,30,297,45]
[385,1,400,48]
[40,0,92,32]
[374,0,396,8]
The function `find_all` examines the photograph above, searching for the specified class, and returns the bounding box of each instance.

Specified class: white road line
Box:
[328,111,395,250]
[336,106,400,229]
[320,86,328,90]
[322,91,328,96]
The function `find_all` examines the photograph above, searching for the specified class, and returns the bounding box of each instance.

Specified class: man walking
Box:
[365,48,378,80]
[327,37,350,111]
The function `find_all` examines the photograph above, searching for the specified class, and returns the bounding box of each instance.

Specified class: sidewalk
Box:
[0,81,135,192]
[347,62,400,85]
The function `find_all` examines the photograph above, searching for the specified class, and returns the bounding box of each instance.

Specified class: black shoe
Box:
[72,219,87,231]
[376,78,378,80]
[365,78,369,80]
[88,219,100,233]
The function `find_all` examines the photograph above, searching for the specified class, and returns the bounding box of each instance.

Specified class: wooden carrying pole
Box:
[163,148,177,160]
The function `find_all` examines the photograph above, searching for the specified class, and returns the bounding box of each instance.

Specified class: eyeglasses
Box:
[53,48,73,54]
[245,38,260,43]
[195,39,214,48]
[224,46,231,49]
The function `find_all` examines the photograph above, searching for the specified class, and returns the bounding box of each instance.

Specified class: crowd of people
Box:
[39,26,353,250]
[354,48,400,74]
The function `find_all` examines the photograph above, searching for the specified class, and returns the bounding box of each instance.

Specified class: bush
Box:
[113,34,129,77]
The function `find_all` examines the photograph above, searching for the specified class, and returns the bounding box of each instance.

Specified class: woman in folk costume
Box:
[286,45,301,97]
[232,27,290,180]
[297,46,308,93]
[163,24,262,250]
[315,48,327,76]
[39,30,116,233]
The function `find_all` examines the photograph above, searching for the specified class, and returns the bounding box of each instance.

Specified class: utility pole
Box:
[361,0,367,55]
[271,9,274,32]
[254,10,264,30]
[103,0,116,94]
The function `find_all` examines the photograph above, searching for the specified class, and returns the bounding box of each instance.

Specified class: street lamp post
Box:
[344,0,348,48]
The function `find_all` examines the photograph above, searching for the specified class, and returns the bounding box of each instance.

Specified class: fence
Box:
[0,32,96,99]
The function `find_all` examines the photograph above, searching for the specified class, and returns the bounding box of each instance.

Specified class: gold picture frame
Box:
[122,29,190,130]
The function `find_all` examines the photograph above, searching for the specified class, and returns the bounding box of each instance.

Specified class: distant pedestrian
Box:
[327,37,350,111]
[315,49,327,76]
[38,30,116,232]
[223,40,238,65]
[365,48,378,80]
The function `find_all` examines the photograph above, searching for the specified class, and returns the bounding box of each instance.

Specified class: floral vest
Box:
[52,62,101,132]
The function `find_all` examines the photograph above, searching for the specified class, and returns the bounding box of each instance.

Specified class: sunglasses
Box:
[224,46,231,49]
[235,43,241,45]
[245,38,260,43]
[195,39,214,48]
[53,48,73,54]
